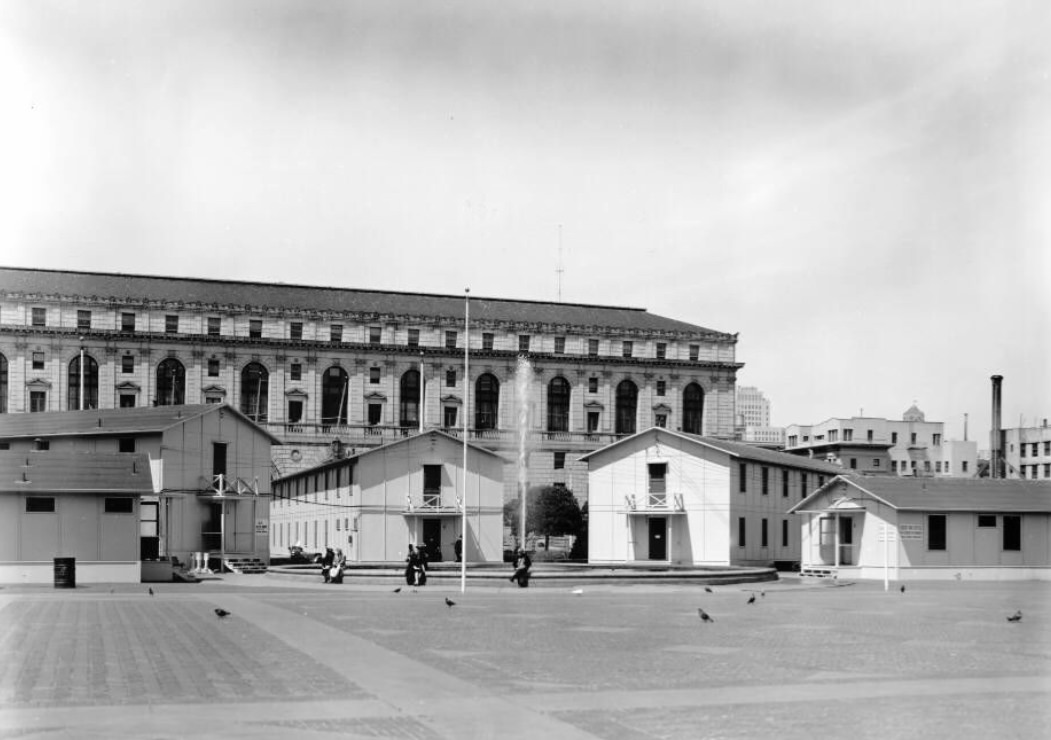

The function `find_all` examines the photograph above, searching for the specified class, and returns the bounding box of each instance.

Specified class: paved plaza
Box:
[1,575,1049,739]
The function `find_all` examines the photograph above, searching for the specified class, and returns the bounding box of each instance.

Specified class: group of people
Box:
[405,543,429,586]
[320,547,346,584]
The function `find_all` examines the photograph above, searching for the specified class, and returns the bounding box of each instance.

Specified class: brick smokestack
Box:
[991,375,1003,479]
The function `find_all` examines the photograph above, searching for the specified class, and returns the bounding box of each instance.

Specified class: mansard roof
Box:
[0,266,730,338]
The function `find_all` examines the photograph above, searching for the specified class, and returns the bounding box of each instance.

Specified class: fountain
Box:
[514,355,534,549]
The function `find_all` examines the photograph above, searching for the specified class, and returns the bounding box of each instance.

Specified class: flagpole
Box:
[461,288,470,594]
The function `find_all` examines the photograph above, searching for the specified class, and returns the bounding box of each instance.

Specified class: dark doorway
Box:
[423,519,443,562]
[648,517,667,560]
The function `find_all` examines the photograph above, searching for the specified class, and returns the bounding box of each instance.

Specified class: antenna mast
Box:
[556,224,564,302]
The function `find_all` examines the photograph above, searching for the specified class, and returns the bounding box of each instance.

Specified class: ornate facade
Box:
[0,267,743,499]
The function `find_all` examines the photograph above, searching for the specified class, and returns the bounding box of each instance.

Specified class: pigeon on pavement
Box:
[900,585,906,593]
[704,587,713,593]
[1007,611,1022,623]
[214,608,231,619]
[393,587,401,593]
[445,597,456,608]
[148,588,154,596]
[698,608,714,623]
[747,593,756,604]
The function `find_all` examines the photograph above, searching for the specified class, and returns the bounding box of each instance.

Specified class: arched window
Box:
[475,373,500,430]
[68,354,100,410]
[321,366,349,427]
[683,382,705,434]
[0,352,9,413]
[547,376,570,432]
[615,379,638,435]
[400,369,420,428]
[156,358,185,407]
[240,362,269,422]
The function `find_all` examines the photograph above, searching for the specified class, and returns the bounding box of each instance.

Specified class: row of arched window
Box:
[0,352,705,434]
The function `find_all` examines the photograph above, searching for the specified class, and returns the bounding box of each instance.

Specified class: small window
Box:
[445,331,457,349]
[800,473,808,497]
[737,517,746,547]
[977,514,997,528]
[32,307,47,326]
[928,515,947,551]
[622,341,633,358]
[207,359,220,377]
[290,322,303,340]
[782,470,789,497]
[933,433,942,446]
[586,411,599,433]
[482,333,494,350]
[891,432,898,444]
[35,439,50,451]
[655,413,667,428]
[249,319,262,339]
[739,463,747,493]
[330,324,343,342]
[118,437,135,453]
[369,367,380,384]
[407,329,420,346]
[29,391,46,411]
[32,352,45,370]
[121,313,136,332]
[26,497,56,513]
[554,452,565,470]
[588,377,598,393]
[873,458,881,467]
[445,369,456,387]
[122,355,134,373]
[761,467,769,495]
[867,429,874,441]
[165,314,179,333]
[656,342,666,360]
[761,518,768,548]
[370,326,382,344]
[77,310,92,330]
[910,433,917,444]
[105,497,134,514]
[443,406,458,428]
[588,339,599,357]
[120,395,135,408]
[1003,515,1021,551]
[290,362,302,381]
[519,335,531,353]
[554,336,566,354]
[656,380,666,397]
[207,317,221,336]
[849,458,857,469]
[781,519,789,547]
[689,345,699,361]
[962,461,969,473]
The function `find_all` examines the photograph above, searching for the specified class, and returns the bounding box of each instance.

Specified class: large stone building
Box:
[0,267,743,501]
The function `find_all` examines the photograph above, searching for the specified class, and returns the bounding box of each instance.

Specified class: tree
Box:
[505,485,585,549]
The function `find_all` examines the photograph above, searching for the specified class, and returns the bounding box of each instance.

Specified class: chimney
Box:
[991,375,1003,479]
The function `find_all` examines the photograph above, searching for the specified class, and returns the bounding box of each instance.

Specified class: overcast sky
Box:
[2,1,1048,444]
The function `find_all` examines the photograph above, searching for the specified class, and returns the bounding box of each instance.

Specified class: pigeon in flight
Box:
[445,597,456,608]
[704,587,713,594]
[698,608,714,623]
[214,608,231,619]
[1007,611,1022,623]
[392,587,402,593]
[747,593,756,605]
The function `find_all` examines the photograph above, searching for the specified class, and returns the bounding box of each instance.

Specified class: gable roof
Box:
[579,427,844,475]
[789,475,1051,514]
[1,266,730,338]
[0,404,281,444]
[0,452,153,493]
[273,429,506,483]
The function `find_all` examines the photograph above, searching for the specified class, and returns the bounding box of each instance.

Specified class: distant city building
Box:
[1003,419,1051,480]
[742,426,785,445]
[784,405,976,477]
[736,385,771,427]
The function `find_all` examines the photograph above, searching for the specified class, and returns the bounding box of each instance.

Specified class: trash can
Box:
[53,557,76,588]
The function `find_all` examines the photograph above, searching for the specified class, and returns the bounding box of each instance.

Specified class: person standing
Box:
[405,544,419,586]
[454,535,463,563]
